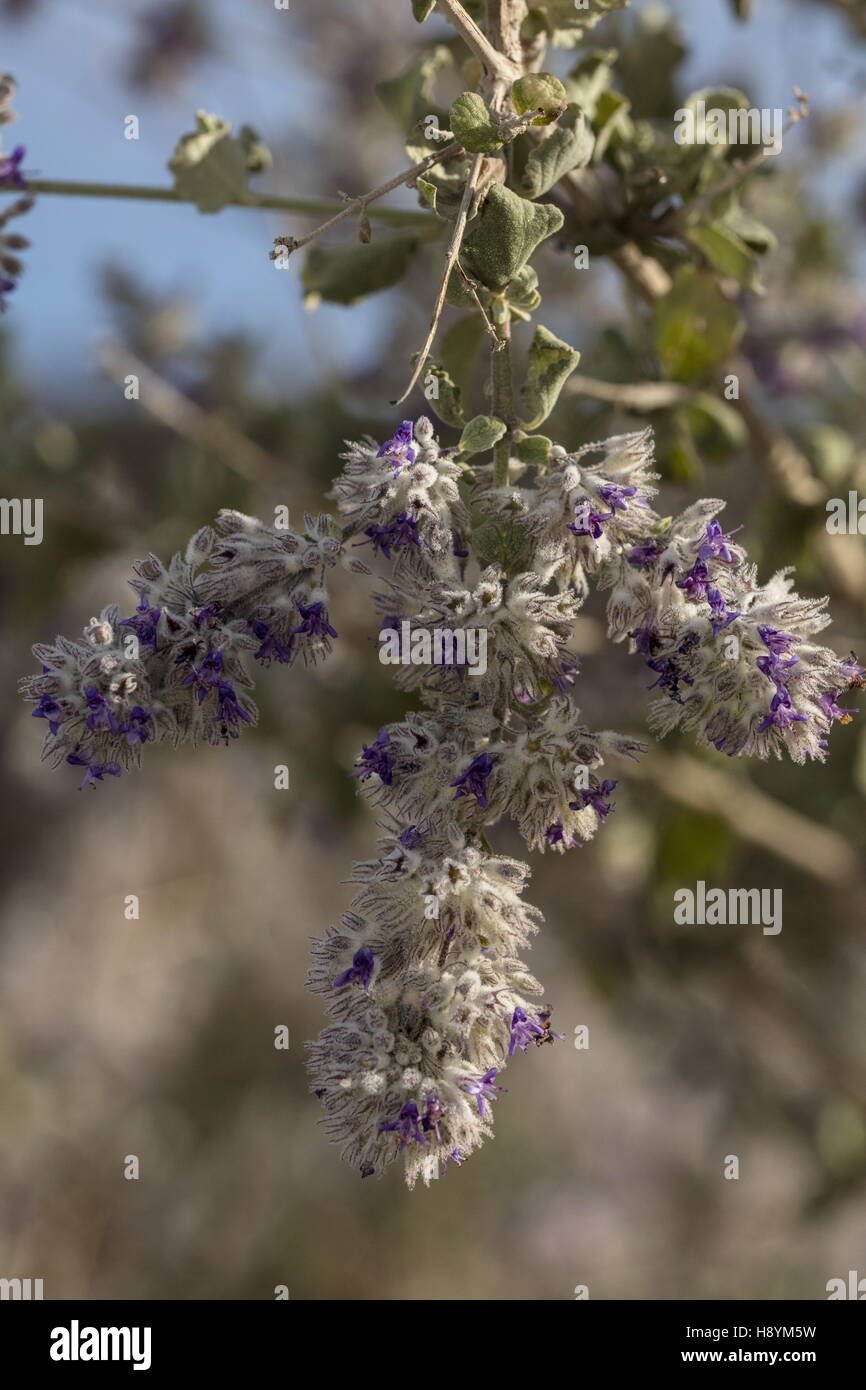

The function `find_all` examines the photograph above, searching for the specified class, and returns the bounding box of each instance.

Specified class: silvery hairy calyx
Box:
[21,418,863,1185]
[13,0,865,1186]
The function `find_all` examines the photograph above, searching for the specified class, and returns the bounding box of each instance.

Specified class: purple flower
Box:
[121,706,152,745]
[451,752,494,809]
[553,657,580,691]
[545,820,580,849]
[461,1067,506,1118]
[213,679,252,741]
[359,512,420,559]
[294,601,337,641]
[353,728,392,785]
[570,485,641,541]
[421,1095,443,1141]
[180,647,224,703]
[120,598,162,652]
[628,538,664,566]
[66,753,122,790]
[568,505,607,540]
[0,146,27,190]
[699,520,742,565]
[333,944,375,993]
[597,483,639,512]
[648,656,690,702]
[32,693,63,735]
[707,586,740,635]
[756,625,799,659]
[676,559,711,601]
[442,1149,464,1171]
[398,824,424,849]
[508,1006,545,1056]
[755,627,806,734]
[376,421,416,474]
[379,1099,428,1148]
[819,691,854,726]
[249,619,293,666]
[84,685,120,735]
[571,779,618,820]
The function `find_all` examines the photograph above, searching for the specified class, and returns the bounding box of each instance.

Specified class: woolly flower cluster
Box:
[21,417,861,1187]
[307,824,556,1187]
[20,512,340,787]
[304,417,861,1183]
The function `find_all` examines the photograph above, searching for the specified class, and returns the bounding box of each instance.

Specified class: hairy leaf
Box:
[419,359,466,427]
[449,92,503,153]
[525,0,630,48]
[520,325,581,429]
[514,434,553,468]
[168,111,270,213]
[302,235,419,306]
[519,103,594,198]
[510,73,568,126]
[459,415,508,456]
[462,184,564,292]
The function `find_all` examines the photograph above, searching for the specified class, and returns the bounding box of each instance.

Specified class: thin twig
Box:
[455,261,502,350]
[96,340,276,483]
[436,0,520,82]
[1,178,433,227]
[272,142,464,259]
[392,150,485,407]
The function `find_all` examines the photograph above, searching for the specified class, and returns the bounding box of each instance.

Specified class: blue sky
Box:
[1,0,863,405]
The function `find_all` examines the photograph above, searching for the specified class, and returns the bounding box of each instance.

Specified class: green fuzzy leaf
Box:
[449,92,503,153]
[459,415,508,456]
[302,234,419,306]
[416,176,439,214]
[406,139,469,216]
[511,73,568,126]
[472,516,532,571]
[505,265,542,320]
[377,46,451,131]
[520,325,581,429]
[412,0,436,19]
[168,111,270,213]
[687,222,763,293]
[566,50,618,118]
[515,434,553,468]
[527,0,629,48]
[419,359,465,427]
[654,266,744,384]
[462,184,564,292]
[519,103,594,198]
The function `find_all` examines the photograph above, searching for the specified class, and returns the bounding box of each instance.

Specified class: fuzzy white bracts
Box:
[308,417,862,1184]
[306,825,551,1187]
[20,418,862,1186]
[20,513,339,786]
